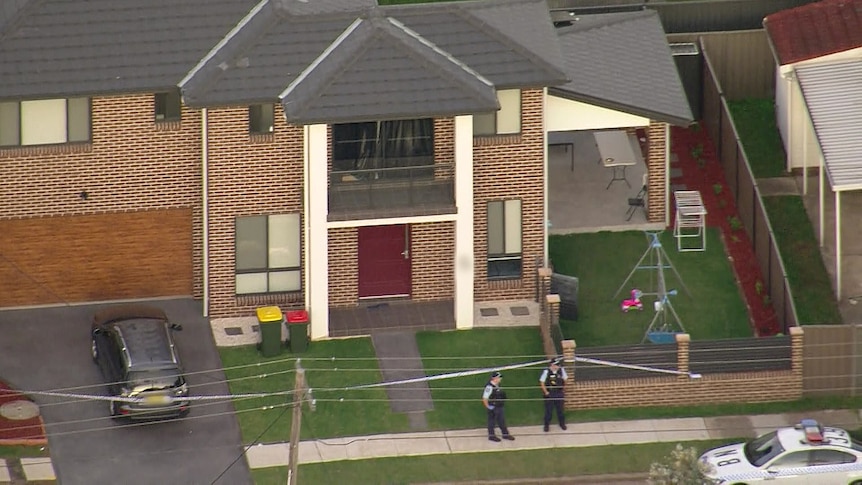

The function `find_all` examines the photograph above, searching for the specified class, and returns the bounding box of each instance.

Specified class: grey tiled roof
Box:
[281,17,499,124]
[551,10,693,126]
[0,0,259,100]
[181,0,567,123]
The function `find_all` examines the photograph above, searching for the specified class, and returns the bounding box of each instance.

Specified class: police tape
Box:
[574,356,702,379]
[347,356,700,390]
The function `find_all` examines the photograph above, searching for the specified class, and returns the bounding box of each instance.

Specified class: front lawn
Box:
[549,229,751,347]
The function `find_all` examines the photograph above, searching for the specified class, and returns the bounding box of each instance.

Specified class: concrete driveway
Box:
[0,298,252,485]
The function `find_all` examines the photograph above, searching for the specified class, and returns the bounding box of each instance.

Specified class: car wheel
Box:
[91,338,98,362]
[849,481,862,485]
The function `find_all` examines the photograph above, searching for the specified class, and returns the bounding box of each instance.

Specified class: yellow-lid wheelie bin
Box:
[256,306,284,357]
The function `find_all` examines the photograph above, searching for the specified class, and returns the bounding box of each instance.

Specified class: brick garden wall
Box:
[556,327,804,410]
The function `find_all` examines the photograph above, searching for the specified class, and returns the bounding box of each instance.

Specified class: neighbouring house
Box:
[764,0,862,298]
[763,0,862,172]
[0,0,690,339]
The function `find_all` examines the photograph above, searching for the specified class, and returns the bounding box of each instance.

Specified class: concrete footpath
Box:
[245,408,862,470]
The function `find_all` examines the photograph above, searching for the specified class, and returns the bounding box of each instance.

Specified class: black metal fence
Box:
[700,42,799,334]
[575,336,792,381]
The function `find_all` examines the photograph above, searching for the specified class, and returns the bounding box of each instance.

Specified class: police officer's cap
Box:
[551,357,564,366]
[491,371,502,379]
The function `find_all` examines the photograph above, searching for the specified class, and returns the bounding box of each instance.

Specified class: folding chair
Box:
[626,176,647,221]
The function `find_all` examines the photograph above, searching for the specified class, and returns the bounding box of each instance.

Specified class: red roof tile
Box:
[764,0,862,65]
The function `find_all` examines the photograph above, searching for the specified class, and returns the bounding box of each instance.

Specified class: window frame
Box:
[0,97,91,147]
[234,214,302,296]
[154,91,182,122]
[473,89,521,136]
[486,199,523,280]
[249,104,274,134]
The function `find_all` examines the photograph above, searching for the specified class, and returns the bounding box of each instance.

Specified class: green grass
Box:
[0,445,49,459]
[549,229,751,346]
[252,440,732,484]
[416,328,547,430]
[220,339,410,444]
[727,98,787,178]
[763,196,843,324]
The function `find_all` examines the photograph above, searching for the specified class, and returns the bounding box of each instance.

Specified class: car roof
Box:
[113,319,177,369]
[776,425,853,452]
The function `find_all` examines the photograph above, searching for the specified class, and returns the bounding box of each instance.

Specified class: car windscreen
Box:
[128,368,184,389]
[743,431,785,467]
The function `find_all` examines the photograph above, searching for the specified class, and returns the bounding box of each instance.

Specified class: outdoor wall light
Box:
[80,191,89,200]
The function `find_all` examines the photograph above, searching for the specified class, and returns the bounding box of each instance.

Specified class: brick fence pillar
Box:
[562,339,576,410]
[537,267,552,311]
[542,294,560,358]
[675,333,690,381]
[789,326,804,381]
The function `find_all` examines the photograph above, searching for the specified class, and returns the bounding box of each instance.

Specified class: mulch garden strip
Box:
[671,125,781,337]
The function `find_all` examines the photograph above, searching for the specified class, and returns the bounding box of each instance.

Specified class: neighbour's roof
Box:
[180,0,567,123]
[0,0,259,100]
[550,10,693,126]
[763,0,862,65]
[795,60,862,192]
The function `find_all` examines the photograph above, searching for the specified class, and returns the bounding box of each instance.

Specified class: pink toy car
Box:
[621,289,644,312]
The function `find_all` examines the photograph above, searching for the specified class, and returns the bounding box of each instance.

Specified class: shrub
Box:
[649,444,716,485]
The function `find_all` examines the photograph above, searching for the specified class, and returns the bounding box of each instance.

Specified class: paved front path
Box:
[245,409,862,469]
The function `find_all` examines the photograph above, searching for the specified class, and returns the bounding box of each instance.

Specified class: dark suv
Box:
[91,304,190,419]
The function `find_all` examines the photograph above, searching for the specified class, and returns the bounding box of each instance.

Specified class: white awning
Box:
[796,60,862,192]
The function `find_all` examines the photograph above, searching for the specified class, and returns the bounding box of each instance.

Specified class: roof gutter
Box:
[547,87,693,127]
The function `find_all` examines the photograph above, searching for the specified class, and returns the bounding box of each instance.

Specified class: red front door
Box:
[358,225,411,298]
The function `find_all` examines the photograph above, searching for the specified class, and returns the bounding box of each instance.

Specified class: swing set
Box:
[612,231,690,344]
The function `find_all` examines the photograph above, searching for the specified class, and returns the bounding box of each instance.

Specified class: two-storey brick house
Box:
[0,0,690,340]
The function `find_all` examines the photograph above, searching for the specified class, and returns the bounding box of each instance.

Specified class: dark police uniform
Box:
[539,359,568,431]
[482,372,514,441]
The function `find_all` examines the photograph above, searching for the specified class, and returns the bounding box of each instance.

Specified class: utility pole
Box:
[287,359,315,485]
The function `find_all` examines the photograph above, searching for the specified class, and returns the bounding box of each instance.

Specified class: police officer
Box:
[539,357,568,432]
[482,371,515,442]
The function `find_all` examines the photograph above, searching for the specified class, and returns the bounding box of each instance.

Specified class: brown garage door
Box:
[0,209,193,307]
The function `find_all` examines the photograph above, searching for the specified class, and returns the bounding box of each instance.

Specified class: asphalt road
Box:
[0,298,251,485]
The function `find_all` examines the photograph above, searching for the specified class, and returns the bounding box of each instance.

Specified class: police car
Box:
[699,419,862,484]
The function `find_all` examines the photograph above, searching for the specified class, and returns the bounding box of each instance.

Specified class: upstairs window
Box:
[473,89,521,136]
[332,118,433,172]
[249,104,274,134]
[0,98,90,146]
[235,214,302,295]
[154,91,181,122]
[487,199,522,279]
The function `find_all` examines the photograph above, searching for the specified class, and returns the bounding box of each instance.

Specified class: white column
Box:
[836,191,842,299]
[304,124,329,339]
[454,115,475,330]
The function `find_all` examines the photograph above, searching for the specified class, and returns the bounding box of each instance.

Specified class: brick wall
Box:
[204,105,306,317]
[0,94,202,306]
[472,88,545,302]
[328,227,358,307]
[410,222,455,301]
[558,328,804,410]
[646,120,668,223]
